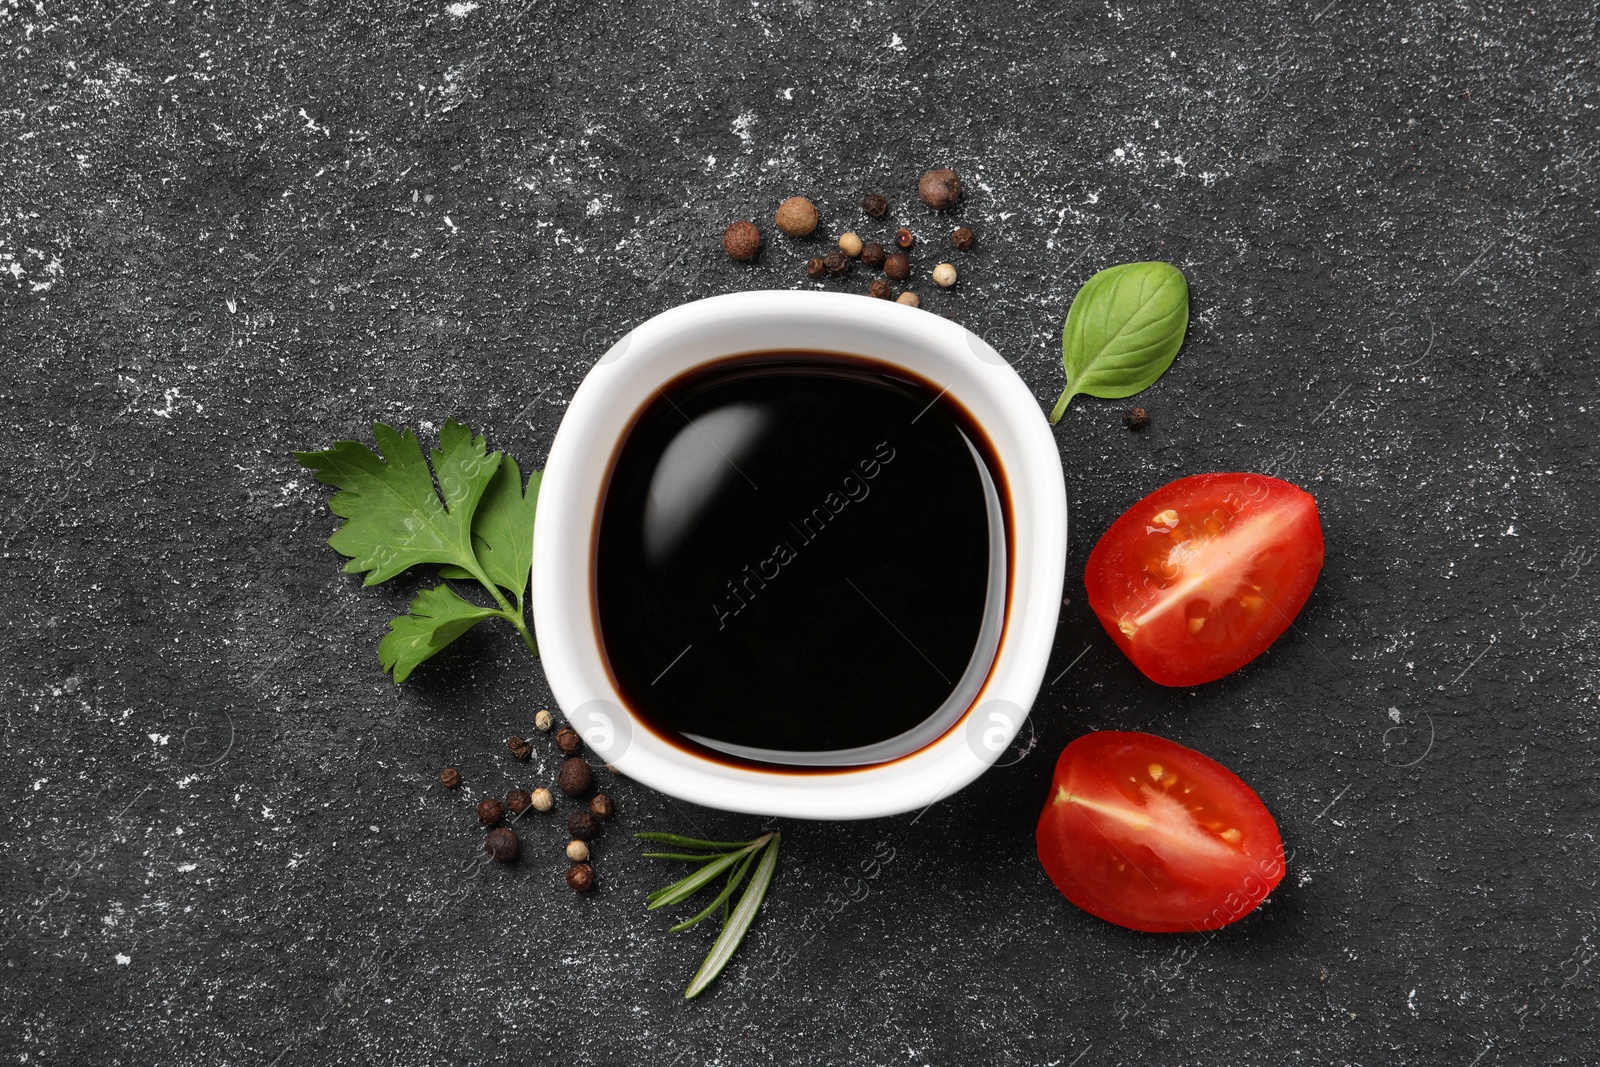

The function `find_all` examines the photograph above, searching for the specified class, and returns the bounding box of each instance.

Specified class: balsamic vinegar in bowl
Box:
[593,352,1008,768]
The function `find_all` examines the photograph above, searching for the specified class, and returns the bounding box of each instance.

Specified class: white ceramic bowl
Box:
[531,290,1067,820]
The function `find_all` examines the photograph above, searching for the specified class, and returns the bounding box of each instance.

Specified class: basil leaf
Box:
[1050,261,1189,424]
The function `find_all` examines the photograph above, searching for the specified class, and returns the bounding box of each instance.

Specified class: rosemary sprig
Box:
[637,829,782,1000]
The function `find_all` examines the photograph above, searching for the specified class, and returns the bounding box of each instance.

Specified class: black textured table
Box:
[4,2,1597,1063]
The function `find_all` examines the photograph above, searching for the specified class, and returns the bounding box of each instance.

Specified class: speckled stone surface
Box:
[3,1,1597,1063]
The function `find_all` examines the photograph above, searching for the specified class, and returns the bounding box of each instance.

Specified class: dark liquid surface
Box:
[594,354,1000,761]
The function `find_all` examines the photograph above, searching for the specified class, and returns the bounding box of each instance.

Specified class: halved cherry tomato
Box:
[1085,472,1324,687]
[1036,731,1285,933]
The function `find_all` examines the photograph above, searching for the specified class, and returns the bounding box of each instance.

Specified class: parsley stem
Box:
[463,563,537,656]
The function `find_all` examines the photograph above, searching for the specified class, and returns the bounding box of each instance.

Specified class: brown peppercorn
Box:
[530,787,555,812]
[554,726,582,756]
[860,242,886,268]
[918,167,962,210]
[1123,407,1150,431]
[439,767,461,790]
[476,797,505,826]
[568,810,599,841]
[506,735,531,761]
[894,227,915,250]
[822,250,851,276]
[484,827,520,863]
[557,757,593,797]
[774,196,819,238]
[721,219,761,261]
[868,278,893,300]
[806,256,826,279]
[566,863,596,893]
[952,226,975,251]
[506,788,532,815]
[883,252,910,281]
[861,192,888,218]
[589,794,615,820]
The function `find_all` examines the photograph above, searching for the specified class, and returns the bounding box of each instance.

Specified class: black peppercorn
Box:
[822,250,851,276]
[1123,407,1150,431]
[439,767,461,789]
[485,827,520,863]
[869,278,892,300]
[476,797,505,826]
[506,788,532,815]
[589,794,615,820]
[554,726,582,756]
[883,252,910,281]
[861,192,888,217]
[566,863,596,893]
[557,757,593,797]
[894,227,914,250]
[952,226,975,251]
[568,810,599,841]
[918,167,962,210]
[806,257,826,279]
[506,735,531,761]
[860,242,886,269]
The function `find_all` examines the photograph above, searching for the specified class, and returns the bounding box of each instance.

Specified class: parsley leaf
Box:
[379,584,503,683]
[296,420,541,681]
[294,420,501,585]
[438,457,541,611]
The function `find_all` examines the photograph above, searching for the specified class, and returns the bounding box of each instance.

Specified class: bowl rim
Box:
[531,290,1067,820]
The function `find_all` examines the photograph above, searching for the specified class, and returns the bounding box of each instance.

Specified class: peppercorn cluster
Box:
[437,708,615,893]
[720,167,975,307]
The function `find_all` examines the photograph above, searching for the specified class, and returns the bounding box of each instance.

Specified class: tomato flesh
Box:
[1036,731,1285,933]
[1085,472,1324,686]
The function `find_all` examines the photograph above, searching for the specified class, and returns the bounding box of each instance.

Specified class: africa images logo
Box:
[710,441,897,630]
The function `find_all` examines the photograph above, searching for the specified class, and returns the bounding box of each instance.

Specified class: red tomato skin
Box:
[1085,472,1325,687]
[1036,732,1285,934]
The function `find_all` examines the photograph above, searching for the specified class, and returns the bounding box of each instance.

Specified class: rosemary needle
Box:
[634,832,755,851]
[647,843,760,910]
